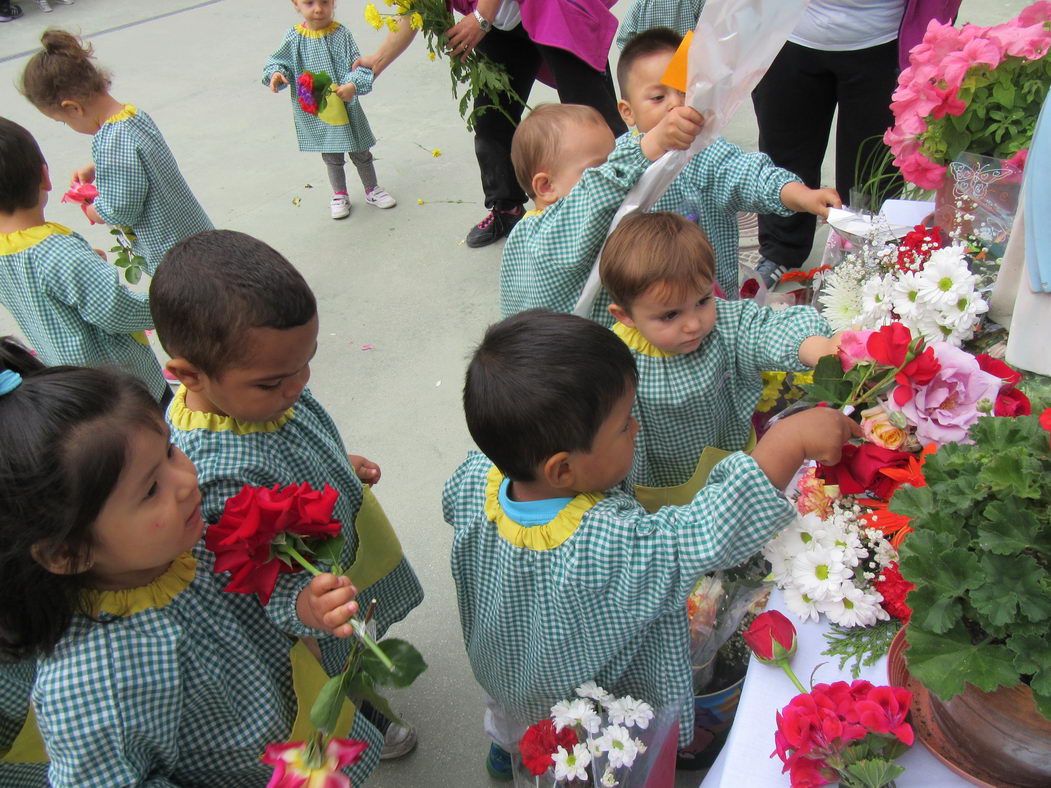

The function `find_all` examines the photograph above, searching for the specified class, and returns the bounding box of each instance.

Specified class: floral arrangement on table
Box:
[206,483,427,786]
[884,1,1051,190]
[745,612,915,788]
[518,683,659,787]
[364,0,526,130]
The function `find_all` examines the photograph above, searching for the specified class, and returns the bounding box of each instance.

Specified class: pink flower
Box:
[1019,1,1051,26]
[987,20,1051,59]
[941,37,1004,87]
[1006,148,1029,170]
[263,739,368,788]
[837,330,875,371]
[884,343,1002,445]
[854,686,915,745]
[929,86,967,119]
[897,152,947,191]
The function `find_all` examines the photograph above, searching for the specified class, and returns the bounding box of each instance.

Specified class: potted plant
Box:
[889,409,1051,786]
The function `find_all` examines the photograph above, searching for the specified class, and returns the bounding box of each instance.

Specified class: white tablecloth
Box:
[700,589,972,787]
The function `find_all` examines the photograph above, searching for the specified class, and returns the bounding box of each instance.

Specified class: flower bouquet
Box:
[364,1,526,130]
[295,70,351,126]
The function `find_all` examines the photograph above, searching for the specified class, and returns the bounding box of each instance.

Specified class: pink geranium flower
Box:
[896,152,947,191]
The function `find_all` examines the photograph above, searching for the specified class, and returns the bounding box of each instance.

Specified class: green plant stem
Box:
[779,660,807,694]
[284,546,323,577]
[351,618,395,671]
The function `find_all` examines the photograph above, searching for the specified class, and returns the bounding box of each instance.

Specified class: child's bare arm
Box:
[779,181,842,218]
[640,106,705,161]
[750,408,861,489]
[799,332,844,366]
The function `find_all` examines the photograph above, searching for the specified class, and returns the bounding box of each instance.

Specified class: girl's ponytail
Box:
[21,29,111,111]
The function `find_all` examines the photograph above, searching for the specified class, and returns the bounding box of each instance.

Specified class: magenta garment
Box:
[898,0,963,70]
[449,0,618,73]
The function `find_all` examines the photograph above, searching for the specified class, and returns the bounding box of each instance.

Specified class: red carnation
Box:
[873,563,914,622]
[519,719,578,776]
[866,323,913,368]
[892,346,941,406]
[205,482,343,605]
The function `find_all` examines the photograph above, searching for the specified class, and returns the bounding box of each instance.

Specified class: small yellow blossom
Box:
[431,149,441,158]
[410,12,423,30]
[364,4,383,29]
[417,198,425,205]
[383,0,394,6]
[427,51,437,61]
[386,16,400,32]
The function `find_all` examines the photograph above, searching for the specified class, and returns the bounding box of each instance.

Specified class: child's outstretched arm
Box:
[799,332,844,367]
[780,181,842,219]
[751,407,860,489]
[262,33,295,92]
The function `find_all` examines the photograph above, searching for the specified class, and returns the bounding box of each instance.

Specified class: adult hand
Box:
[445,12,487,62]
[269,72,289,93]
[351,53,379,72]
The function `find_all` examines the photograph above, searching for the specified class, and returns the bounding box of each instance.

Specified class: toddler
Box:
[0,117,168,405]
[151,229,423,764]
[264,0,396,219]
[616,27,841,298]
[601,212,838,509]
[499,101,705,324]
[444,309,858,778]
[0,354,364,786]
[21,31,213,277]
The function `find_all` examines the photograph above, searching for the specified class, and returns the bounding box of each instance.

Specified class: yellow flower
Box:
[756,371,787,413]
[427,51,437,61]
[431,149,441,158]
[364,3,383,29]
[384,0,395,5]
[417,198,425,205]
[860,405,909,450]
[386,16,400,32]
[410,12,423,30]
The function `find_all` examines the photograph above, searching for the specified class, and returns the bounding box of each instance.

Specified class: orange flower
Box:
[857,499,913,549]
[877,443,936,494]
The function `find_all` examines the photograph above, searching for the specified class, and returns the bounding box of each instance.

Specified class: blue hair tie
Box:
[0,370,23,396]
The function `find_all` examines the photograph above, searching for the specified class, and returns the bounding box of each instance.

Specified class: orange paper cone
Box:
[661,31,693,93]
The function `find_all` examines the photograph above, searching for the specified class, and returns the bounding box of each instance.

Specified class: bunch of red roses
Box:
[774,680,914,788]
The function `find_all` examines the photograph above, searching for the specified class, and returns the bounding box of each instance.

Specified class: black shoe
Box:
[466,206,523,248]
[1,4,23,21]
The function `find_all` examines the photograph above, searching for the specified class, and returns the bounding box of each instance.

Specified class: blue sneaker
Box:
[486,742,513,782]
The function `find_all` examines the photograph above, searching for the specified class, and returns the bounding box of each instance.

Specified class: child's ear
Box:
[166,358,206,391]
[40,164,52,194]
[608,302,636,328]
[531,172,555,204]
[617,99,635,129]
[540,451,574,490]
[30,541,90,576]
[57,99,84,116]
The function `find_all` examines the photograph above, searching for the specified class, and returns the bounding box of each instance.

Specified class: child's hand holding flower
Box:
[297,574,359,638]
[334,82,357,102]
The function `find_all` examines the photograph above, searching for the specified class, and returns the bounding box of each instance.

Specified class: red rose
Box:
[976,354,1022,388]
[873,563,914,623]
[866,323,913,368]
[519,719,577,776]
[994,386,1031,417]
[744,610,797,663]
[817,444,913,499]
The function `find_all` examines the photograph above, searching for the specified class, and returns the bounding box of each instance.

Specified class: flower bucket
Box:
[675,677,744,771]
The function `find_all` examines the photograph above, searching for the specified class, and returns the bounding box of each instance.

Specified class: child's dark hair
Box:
[464,310,637,481]
[21,30,112,111]
[0,117,47,214]
[616,27,683,99]
[150,230,317,377]
[0,343,163,659]
[601,212,715,311]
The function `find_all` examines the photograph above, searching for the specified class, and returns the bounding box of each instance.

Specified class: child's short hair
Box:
[150,230,317,377]
[21,30,112,111]
[464,309,637,481]
[616,27,683,99]
[600,212,715,311]
[0,118,46,214]
[0,347,162,659]
[511,103,608,198]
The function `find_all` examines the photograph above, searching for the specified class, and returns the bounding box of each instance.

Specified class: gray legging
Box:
[322,150,377,193]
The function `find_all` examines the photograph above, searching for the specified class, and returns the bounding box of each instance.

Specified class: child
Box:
[616,0,705,50]
[0,354,373,786]
[499,101,705,324]
[0,117,168,405]
[601,212,838,508]
[150,229,423,760]
[615,27,841,298]
[444,309,858,777]
[264,0,396,219]
[20,30,213,278]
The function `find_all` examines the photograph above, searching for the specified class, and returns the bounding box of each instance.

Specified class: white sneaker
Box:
[330,194,351,219]
[37,0,52,11]
[365,187,396,209]
[379,723,417,760]
[53,0,74,3]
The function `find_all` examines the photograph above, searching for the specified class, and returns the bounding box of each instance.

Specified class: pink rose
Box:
[837,330,875,371]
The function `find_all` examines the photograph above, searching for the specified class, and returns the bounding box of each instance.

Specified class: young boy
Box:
[616,27,841,298]
[499,101,705,325]
[150,230,424,774]
[601,212,838,508]
[444,309,857,778]
[0,117,168,404]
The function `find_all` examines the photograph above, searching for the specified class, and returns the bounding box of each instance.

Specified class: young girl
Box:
[0,354,382,786]
[264,0,396,220]
[20,30,213,277]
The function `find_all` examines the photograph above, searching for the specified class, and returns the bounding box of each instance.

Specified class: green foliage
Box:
[894,414,1051,718]
[841,759,906,788]
[822,619,901,679]
[360,638,427,688]
[108,227,145,284]
[802,354,857,405]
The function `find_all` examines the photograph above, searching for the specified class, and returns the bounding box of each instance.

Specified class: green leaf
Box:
[899,531,981,632]
[344,672,404,726]
[801,354,855,406]
[124,265,142,285]
[1008,633,1051,696]
[978,503,1051,555]
[971,553,1051,625]
[310,672,351,735]
[309,534,346,569]
[887,484,933,520]
[905,624,1018,700]
[843,759,906,788]
[822,620,900,679]
[360,638,427,688]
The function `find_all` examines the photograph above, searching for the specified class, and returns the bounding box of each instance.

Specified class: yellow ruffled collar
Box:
[88,552,196,617]
[523,208,545,218]
[168,385,293,435]
[0,222,71,256]
[484,465,602,551]
[296,21,340,37]
[104,104,137,124]
[613,322,678,358]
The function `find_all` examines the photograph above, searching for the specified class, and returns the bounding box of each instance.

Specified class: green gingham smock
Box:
[616,0,707,48]
[444,450,796,747]
[499,136,650,325]
[91,106,213,277]
[167,386,423,675]
[262,22,376,154]
[618,298,830,490]
[0,223,166,400]
[613,132,798,299]
[11,548,381,788]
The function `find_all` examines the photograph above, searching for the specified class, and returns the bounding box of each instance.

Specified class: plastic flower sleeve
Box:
[573,0,810,318]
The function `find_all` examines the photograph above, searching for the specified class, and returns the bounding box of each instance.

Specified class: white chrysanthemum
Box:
[552,744,592,782]
[915,247,975,308]
[819,271,864,332]
[601,767,620,787]
[890,271,924,320]
[827,526,866,567]
[764,516,826,580]
[783,585,823,623]
[820,583,888,627]
[551,698,600,734]
[859,274,894,328]
[576,681,614,707]
[605,696,654,730]
[594,725,640,769]
[790,547,851,601]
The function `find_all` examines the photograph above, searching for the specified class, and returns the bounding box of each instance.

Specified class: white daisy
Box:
[551,698,600,734]
[552,744,592,782]
[790,547,851,601]
[593,725,640,769]
[782,585,823,623]
[605,696,654,730]
[600,767,620,787]
[820,583,888,627]
[575,681,614,707]
[915,247,975,308]
[859,274,894,328]
[890,271,924,320]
